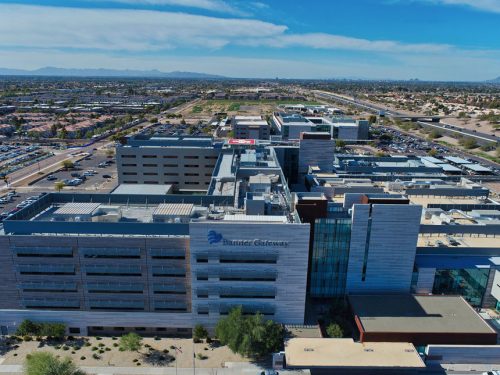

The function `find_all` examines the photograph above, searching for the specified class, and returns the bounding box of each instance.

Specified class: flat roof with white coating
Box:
[285,338,425,369]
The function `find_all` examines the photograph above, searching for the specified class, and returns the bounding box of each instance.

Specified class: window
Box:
[142,155,157,159]
[123,172,137,176]
[165,181,179,184]
[14,247,73,258]
[205,156,218,160]
[144,172,158,176]
[143,164,157,167]
[121,155,136,159]
[123,181,138,184]
[185,182,199,185]
[184,173,199,176]
[163,155,178,159]
[197,276,208,281]
[184,164,199,168]
[144,181,159,184]
[83,248,141,259]
[204,173,213,176]
[122,164,137,167]
[69,327,80,334]
[184,156,199,159]
[163,164,177,167]
[164,173,179,176]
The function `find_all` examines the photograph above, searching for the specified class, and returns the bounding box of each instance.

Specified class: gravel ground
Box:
[0,336,251,369]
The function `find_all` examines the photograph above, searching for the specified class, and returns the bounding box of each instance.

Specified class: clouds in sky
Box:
[0,2,498,80]
[90,0,243,15]
[419,0,500,13]
[0,4,450,53]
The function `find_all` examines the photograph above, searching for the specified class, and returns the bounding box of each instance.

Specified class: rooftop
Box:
[284,338,425,369]
[349,295,496,335]
[112,184,173,195]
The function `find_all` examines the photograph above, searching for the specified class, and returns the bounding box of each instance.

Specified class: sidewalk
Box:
[0,364,310,375]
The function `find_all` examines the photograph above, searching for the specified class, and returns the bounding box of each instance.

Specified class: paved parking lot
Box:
[30,148,118,192]
[0,148,119,219]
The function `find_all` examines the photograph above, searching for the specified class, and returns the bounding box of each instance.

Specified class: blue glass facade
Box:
[432,268,489,307]
[309,218,351,298]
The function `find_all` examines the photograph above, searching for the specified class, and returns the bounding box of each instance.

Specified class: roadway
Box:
[312,90,499,144]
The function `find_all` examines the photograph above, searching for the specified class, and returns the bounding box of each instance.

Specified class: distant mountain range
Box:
[0,67,226,79]
[487,76,500,83]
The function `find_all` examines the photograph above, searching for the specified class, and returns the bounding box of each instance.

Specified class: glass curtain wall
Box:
[309,218,351,298]
[432,268,489,307]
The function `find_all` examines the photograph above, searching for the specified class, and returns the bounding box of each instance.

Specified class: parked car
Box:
[46,175,57,181]
[102,174,112,179]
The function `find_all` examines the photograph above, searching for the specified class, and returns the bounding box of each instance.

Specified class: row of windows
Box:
[196,276,276,282]
[197,294,275,299]
[123,172,209,177]
[121,155,218,160]
[20,282,186,295]
[121,164,215,168]
[196,258,277,264]
[122,181,208,185]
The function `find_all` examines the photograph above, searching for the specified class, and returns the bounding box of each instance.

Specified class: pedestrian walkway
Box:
[0,363,310,375]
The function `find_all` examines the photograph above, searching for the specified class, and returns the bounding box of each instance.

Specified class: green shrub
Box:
[326,323,344,338]
[23,335,32,342]
[193,324,208,341]
[80,356,86,360]
[92,353,100,360]
[112,343,118,347]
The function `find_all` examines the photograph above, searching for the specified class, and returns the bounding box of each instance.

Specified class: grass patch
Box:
[191,105,203,113]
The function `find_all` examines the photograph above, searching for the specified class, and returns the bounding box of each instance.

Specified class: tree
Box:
[368,115,377,124]
[379,134,392,142]
[61,160,74,170]
[459,137,478,149]
[54,181,65,192]
[40,323,66,340]
[105,149,115,158]
[215,306,283,358]
[58,127,68,139]
[193,324,208,342]
[335,139,346,148]
[427,149,439,157]
[119,332,142,352]
[428,129,442,139]
[326,323,344,338]
[16,320,41,336]
[25,352,85,375]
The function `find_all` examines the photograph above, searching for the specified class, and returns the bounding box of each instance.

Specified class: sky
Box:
[0,0,499,80]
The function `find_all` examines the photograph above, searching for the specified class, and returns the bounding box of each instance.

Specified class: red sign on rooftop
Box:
[228,139,256,145]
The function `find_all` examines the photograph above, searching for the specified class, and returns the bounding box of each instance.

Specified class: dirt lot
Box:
[181,99,319,120]
[0,336,251,368]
